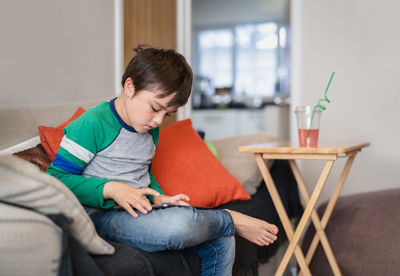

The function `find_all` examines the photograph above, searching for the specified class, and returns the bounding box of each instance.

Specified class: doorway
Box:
[189,0,291,140]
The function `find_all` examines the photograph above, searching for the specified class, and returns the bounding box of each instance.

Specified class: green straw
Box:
[308,72,335,129]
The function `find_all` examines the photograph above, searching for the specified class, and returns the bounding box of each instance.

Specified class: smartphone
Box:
[151,203,176,209]
[113,204,211,211]
[112,203,176,210]
[152,204,212,210]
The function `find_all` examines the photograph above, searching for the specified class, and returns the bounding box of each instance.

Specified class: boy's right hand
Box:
[103,181,160,218]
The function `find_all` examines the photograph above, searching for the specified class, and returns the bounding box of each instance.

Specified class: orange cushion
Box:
[39,107,86,161]
[152,119,250,207]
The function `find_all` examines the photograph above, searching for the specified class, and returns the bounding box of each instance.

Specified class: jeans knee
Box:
[162,207,203,250]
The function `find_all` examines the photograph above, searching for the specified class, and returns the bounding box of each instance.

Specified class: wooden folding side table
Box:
[238,142,370,276]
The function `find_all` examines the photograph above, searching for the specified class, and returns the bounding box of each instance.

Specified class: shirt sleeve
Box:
[46,113,116,209]
[47,163,114,208]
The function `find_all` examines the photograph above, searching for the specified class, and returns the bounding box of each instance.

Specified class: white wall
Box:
[0,0,115,107]
[291,0,400,203]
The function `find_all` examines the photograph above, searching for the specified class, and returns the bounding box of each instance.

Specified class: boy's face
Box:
[123,87,179,133]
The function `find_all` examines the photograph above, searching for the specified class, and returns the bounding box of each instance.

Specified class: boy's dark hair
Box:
[122,45,193,107]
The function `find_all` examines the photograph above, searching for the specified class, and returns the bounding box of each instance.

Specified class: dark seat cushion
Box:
[67,235,201,276]
[91,242,201,276]
[302,188,400,276]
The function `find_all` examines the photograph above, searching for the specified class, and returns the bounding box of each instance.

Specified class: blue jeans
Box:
[91,206,235,276]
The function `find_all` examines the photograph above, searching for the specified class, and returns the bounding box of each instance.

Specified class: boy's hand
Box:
[103,181,160,218]
[153,194,190,206]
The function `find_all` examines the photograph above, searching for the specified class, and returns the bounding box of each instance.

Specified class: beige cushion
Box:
[212,132,278,195]
[0,155,114,255]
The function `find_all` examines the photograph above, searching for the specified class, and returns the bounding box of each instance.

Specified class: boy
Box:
[47,45,278,276]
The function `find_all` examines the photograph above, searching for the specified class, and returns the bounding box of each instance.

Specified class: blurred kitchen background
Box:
[190,0,290,140]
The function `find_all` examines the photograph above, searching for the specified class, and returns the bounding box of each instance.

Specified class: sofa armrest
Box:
[0,98,107,150]
[0,202,62,275]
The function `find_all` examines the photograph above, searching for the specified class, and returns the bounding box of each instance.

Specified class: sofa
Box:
[302,188,400,276]
[0,99,303,275]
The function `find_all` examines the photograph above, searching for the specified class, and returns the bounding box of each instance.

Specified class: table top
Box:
[238,141,370,155]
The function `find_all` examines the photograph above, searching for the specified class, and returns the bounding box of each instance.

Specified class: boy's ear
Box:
[123,78,135,98]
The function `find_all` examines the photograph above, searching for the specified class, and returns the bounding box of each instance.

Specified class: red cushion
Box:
[39,107,86,161]
[152,119,250,207]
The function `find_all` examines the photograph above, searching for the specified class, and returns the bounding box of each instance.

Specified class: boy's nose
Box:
[153,114,164,126]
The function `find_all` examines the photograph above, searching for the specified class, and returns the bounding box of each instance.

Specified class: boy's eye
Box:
[151,106,160,112]
[166,113,172,117]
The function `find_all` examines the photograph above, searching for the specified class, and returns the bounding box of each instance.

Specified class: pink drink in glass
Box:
[298,129,319,147]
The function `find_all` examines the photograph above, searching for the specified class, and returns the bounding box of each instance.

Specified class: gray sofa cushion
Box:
[302,188,400,276]
[0,155,114,255]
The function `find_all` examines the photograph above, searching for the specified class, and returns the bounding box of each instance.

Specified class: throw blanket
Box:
[218,160,304,275]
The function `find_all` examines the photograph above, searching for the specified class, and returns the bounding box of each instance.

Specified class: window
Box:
[198,29,233,89]
[195,22,286,98]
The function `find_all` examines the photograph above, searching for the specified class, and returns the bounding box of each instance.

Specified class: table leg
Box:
[289,160,342,276]
[303,153,357,266]
[275,159,335,276]
[255,154,311,276]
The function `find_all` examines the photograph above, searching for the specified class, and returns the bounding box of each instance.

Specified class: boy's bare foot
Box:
[226,210,278,246]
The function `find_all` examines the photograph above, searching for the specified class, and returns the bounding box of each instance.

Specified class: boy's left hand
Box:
[153,194,190,206]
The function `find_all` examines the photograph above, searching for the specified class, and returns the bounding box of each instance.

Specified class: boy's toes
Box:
[264,231,277,242]
[257,238,270,246]
[268,224,279,234]
[263,236,275,244]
